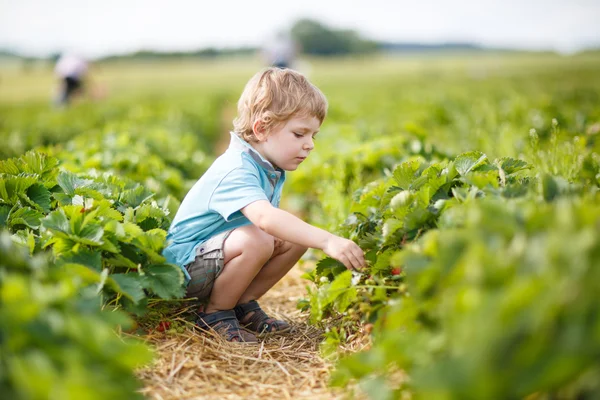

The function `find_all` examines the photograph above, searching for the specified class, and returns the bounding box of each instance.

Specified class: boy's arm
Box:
[242,200,365,271]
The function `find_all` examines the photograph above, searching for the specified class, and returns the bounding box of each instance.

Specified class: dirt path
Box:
[138,267,351,400]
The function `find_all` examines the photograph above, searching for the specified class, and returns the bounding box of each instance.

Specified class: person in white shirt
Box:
[262,32,298,69]
[54,53,89,105]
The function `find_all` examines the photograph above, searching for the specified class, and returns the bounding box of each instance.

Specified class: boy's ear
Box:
[252,120,268,141]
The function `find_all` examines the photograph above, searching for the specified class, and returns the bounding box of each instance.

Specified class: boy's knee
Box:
[242,225,275,259]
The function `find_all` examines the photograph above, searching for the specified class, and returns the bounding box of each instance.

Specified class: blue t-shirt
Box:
[163,132,286,282]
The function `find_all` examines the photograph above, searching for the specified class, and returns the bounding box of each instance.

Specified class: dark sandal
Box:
[234,300,291,337]
[196,309,258,343]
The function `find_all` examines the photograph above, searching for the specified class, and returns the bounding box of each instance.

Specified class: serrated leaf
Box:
[326,270,356,312]
[371,249,394,275]
[42,209,71,235]
[136,204,167,222]
[57,171,94,196]
[316,257,346,277]
[382,219,403,240]
[463,170,500,189]
[21,151,60,178]
[0,175,38,204]
[48,237,77,257]
[11,229,36,255]
[141,264,185,299]
[75,224,105,246]
[405,207,432,231]
[9,207,43,230]
[58,249,102,271]
[105,253,139,269]
[25,183,52,212]
[392,160,423,189]
[123,221,144,239]
[104,220,126,238]
[358,232,381,250]
[0,157,20,175]
[110,273,146,304]
[120,186,154,208]
[497,157,530,175]
[94,200,124,222]
[454,152,488,176]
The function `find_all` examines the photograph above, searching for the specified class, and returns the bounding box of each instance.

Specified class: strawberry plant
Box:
[0,151,185,313]
[0,232,153,399]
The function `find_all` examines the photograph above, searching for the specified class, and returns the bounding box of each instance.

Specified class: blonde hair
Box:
[233,68,328,142]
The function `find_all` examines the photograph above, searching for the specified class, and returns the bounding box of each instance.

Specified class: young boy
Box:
[163,67,365,343]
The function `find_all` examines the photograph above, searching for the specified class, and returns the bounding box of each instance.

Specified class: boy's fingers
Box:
[340,256,352,270]
[347,253,364,271]
[350,246,366,268]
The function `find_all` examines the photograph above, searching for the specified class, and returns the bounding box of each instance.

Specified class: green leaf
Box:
[75,224,105,246]
[136,204,167,223]
[57,171,94,196]
[382,218,403,240]
[0,175,38,204]
[405,207,432,231]
[42,209,71,235]
[132,229,167,263]
[9,207,43,230]
[463,170,500,189]
[326,270,357,312]
[371,249,394,275]
[24,183,52,212]
[316,257,346,278]
[58,249,102,271]
[542,174,559,202]
[454,151,488,176]
[11,229,36,255]
[0,157,20,175]
[392,160,423,189]
[104,253,139,270]
[0,205,10,227]
[141,264,185,299]
[21,151,60,178]
[110,273,146,304]
[120,186,154,208]
[496,157,530,175]
[360,376,393,400]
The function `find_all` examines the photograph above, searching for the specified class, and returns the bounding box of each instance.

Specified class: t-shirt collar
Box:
[228,132,284,178]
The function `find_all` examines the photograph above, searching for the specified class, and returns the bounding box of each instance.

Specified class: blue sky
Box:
[1,0,599,58]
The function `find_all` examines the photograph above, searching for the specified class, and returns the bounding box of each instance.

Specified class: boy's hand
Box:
[323,235,366,271]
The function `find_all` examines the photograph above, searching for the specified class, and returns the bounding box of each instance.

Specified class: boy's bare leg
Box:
[237,240,307,304]
[204,224,275,314]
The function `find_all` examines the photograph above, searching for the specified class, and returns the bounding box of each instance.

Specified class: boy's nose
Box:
[304,138,314,150]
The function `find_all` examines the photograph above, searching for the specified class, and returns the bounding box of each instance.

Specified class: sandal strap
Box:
[196,309,258,342]
[233,300,261,319]
[196,309,237,329]
[234,301,289,334]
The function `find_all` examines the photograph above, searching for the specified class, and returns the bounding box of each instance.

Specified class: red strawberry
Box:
[156,321,171,332]
[391,267,402,276]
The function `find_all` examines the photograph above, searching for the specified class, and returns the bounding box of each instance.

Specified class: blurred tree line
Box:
[1,17,536,66]
[289,19,379,55]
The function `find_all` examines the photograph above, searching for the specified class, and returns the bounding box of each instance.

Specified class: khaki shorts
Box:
[185,230,233,301]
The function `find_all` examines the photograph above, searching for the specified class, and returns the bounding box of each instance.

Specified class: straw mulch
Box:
[137,266,370,400]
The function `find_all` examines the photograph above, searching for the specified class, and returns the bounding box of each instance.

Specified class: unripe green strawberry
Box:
[391,190,411,208]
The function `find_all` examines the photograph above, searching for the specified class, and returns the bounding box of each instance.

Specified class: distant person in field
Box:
[262,32,298,69]
[164,68,366,343]
[54,53,89,106]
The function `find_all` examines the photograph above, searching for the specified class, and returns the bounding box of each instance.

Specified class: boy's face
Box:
[254,115,320,171]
